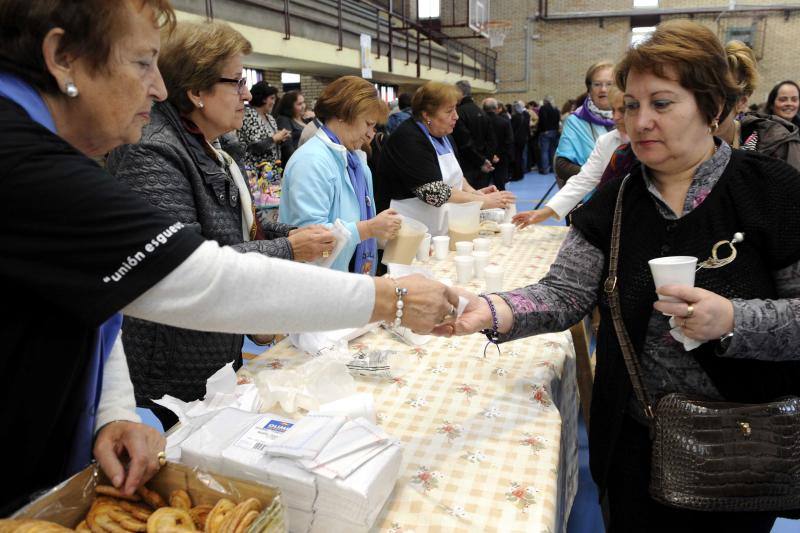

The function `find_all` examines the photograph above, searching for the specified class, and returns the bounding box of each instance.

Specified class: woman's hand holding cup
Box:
[372,275,460,334]
[653,286,734,341]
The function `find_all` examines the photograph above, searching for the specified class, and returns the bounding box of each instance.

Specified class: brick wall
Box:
[445,0,800,109]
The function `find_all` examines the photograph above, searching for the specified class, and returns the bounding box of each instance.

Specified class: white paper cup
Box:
[456,241,474,256]
[499,223,515,247]
[648,256,697,303]
[454,256,475,284]
[473,251,491,278]
[416,233,432,262]
[473,237,491,252]
[484,264,504,292]
[432,235,450,260]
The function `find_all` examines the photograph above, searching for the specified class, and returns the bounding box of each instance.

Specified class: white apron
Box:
[390,127,463,236]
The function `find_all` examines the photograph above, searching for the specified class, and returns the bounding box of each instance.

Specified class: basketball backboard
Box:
[469,0,490,36]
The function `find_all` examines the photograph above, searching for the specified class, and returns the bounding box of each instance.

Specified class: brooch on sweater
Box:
[697,232,744,270]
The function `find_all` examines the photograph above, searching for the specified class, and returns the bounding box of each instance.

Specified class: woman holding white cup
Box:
[431,21,800,531]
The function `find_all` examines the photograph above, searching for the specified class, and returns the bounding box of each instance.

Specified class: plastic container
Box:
[447,201,482,250]
[382,216,428,265]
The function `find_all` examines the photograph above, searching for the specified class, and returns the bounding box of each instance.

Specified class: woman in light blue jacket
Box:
[280,76,402,275]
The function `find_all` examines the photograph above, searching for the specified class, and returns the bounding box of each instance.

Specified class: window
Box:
[633,0,658,7]
[243,68,262,90]
[418,0,440,19]
[281,72,301,92]
[631,26,656,47]
[726,26,756,49]
[374,83,397,103]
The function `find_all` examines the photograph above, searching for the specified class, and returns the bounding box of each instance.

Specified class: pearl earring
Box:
[426,120,432,126]
[65,81,79,98]
[709,118,719,134]
[198,101,204,109]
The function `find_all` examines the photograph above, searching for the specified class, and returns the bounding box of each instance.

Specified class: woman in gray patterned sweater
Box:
[438,21,800,532]
[108,21,336,428]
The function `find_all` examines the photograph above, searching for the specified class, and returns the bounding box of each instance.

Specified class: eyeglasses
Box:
[591,82,614,89]
[218,77,248,95]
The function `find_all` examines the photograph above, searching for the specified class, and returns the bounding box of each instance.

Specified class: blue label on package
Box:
[264,419,293,433]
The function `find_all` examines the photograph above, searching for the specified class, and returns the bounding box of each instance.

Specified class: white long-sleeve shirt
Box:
[97,241,376,431]
[546,129,626,219]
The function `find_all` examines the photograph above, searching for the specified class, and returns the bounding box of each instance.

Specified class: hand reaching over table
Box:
[513,207,556,229]
[432,288,515,338]
[371,275,461,334]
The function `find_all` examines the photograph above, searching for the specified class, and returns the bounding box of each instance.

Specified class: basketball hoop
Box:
[485,20,512,48]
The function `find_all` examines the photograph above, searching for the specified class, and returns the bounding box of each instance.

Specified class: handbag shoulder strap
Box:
[604,174,656,421]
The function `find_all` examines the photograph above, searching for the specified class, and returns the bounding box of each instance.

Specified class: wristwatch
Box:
[718,331,735,352]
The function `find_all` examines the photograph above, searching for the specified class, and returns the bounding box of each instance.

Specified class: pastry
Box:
[168,490,192,511]
[136,486,166,509]
[95,486,141,502]
[203,499,235,533]
[145,508,196,533]
[187,506,212,530]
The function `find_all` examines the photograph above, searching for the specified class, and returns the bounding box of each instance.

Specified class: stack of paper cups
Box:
[473,251,491,278]
[432,236,450,260]
[484,265,503,292]
[499,223,515,247]
[454,256,474,284]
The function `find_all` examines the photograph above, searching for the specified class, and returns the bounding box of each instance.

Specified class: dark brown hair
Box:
[411,81,462,121]
[275,90,303,119]
[615,20,740,125]
[0,0,175,94]
[315,76,388,124]
[159,20,252,114]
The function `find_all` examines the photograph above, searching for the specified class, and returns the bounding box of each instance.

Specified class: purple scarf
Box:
[574,97,615,129]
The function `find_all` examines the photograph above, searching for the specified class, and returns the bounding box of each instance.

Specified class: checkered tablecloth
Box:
[247,226,577,533]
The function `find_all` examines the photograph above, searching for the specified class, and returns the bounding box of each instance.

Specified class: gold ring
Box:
[686,304,694,318]
[322,250,331,258]
[157,451,166,467]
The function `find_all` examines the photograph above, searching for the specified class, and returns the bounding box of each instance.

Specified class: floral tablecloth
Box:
[248,226,577,533]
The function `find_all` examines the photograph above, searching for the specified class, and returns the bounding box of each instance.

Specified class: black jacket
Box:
[487,112,514,166]
[511,110,530,147]
[453,97,496,178]
[107,101,295,419]
[537,103,560,133]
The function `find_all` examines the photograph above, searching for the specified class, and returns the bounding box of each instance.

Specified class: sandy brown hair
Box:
[314,76,388,124]
[615,20,740,125]
[585,60,614,91]
[159,20,252,114]
[411,81,462,121]
[726,40,759,98]
[0,0,175,94]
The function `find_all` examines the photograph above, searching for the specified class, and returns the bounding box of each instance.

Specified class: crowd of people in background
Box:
[3,1,800,530]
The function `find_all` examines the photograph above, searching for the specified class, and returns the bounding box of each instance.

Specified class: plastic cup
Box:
[456,241,474,256]
[432,235,450,260]
[473,237,491,252]
[473,251,491,278]
[454,256,475,284]
[499,223,515,247]
[484,265,504,292]
[648,256,697,304]
[503,204,517,223]
[416,233,432,263]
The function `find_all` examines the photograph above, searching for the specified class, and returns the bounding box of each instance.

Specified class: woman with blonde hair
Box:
[280,75,402,275]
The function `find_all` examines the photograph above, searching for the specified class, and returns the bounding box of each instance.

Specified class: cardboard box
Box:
[12,462,285,531]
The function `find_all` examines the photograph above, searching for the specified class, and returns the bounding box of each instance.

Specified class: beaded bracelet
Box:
[393,286,408,328]
[479,294,500,344]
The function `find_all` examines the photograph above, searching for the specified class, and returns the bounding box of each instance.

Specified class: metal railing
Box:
[213,0,497,83]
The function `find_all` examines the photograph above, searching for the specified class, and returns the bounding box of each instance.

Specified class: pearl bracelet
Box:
[393,286,408,328]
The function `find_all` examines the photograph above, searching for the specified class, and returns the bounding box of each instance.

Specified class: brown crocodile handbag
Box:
[604,175,800,512]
